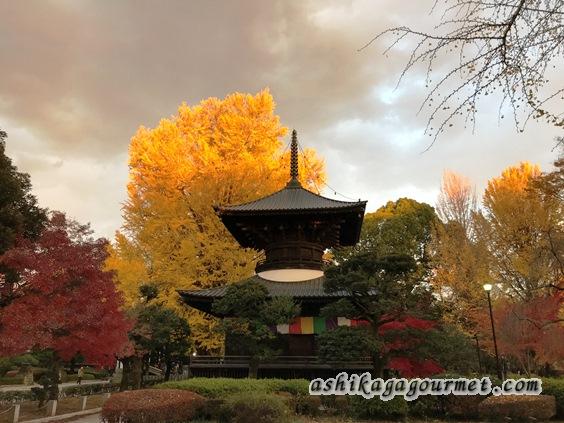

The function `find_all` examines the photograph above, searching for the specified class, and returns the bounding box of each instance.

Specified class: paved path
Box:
[0,380,110,392]
[58,413,101,423]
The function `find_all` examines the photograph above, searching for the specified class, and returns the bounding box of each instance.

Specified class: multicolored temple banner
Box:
[275,317,369,334]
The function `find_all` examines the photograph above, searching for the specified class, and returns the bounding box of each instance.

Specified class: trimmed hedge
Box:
[219,392,292,423]
[101,389,205,423]
[0,376,24,385]
[66,373,96,382]
[348,395,409,420]
[543,377,564,418]
[0,382,119,404]
[478,394,556,421]
[157,378,309,398]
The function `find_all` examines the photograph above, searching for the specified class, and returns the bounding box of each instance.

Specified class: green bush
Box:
[0,354,39,376]
[67,373,96,382]
[0,376,24,385]
[408,395,442,418]
[101,389,205,423]
[63,382,119,397]
[348,395,409,420]
[157,378,309,398]
[543,378,564,418]
[84,366,110,379]
[219,392,292,423]
[291,393,321,417]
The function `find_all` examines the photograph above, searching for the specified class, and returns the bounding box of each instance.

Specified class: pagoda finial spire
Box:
[287,129,301,188]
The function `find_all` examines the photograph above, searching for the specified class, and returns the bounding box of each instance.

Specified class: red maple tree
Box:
[478,294,563,375]
[0,212,131,367]
[379,316,444,377]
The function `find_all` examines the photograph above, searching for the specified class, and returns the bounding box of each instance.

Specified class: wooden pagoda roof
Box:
[179,274,348,315]
[216,185,366,216]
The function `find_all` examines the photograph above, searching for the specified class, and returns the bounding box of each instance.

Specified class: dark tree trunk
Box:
[249,358,259,379]
[372,353,385,378]
[120,356,143,391]
[164,359,172,381]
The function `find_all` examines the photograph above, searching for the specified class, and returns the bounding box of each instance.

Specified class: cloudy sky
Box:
[1,0,561,239]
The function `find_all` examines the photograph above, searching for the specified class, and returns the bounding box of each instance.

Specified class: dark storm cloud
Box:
[0,0,560,237]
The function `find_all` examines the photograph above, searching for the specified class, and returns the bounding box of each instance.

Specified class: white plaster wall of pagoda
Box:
[257,269,324,282]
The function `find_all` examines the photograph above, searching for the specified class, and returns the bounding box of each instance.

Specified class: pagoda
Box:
[180,131,368,377]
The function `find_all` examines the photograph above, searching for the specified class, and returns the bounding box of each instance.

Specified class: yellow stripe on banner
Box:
[301,317,314,334]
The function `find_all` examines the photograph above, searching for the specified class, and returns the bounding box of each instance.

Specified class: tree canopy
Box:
[0,212,130,367]
[107,90,326,353]
[120,285,191,388]
[323,252,444,377]
[431,157,563,374]
[212,279,299,377]
[0,129,47,305]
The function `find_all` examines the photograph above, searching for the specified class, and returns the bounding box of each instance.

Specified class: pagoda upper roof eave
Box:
[215,185,367,216]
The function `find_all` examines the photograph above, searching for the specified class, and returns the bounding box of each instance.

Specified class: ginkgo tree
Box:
[107,89,326,352]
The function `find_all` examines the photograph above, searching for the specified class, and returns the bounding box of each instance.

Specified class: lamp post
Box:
[483,283,502,380]
[473,334,483,374]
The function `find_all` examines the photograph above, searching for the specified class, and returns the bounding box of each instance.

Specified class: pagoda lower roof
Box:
[179,274,350,299]
[216,185,366,215]
[178,274,370,315]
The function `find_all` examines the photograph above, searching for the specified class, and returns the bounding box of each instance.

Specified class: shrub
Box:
[543,378,564,418]
[84,366,110,379]
[0,354,39,376]
[348,395,409,420]
[101,389,205,423]
[67,373,96,382]
[443,394,483,419]
[157,378,309,398]
[219,392,292,423]
[291,393,321,417]
[196,398,225,421]
[478,394,556,421]
[265,379,309,395]
[63,382,119,397]
[408,395,442,418]
[0,376,24,385]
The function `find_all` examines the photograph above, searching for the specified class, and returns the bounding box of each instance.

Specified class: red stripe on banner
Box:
[289,318,301,334]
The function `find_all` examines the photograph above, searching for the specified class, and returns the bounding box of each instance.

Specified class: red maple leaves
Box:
[0,212,131,367]
[380,315,444,377]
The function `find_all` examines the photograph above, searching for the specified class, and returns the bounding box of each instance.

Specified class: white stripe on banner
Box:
[277,323,289,334]
[337,317,351,326]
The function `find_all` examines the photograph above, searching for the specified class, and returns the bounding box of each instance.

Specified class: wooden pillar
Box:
[47,400,57,417]
[12,404,20,423]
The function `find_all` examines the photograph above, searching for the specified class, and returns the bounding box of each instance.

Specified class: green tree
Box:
[212,280,299,378]
[325,199,442,375]
[323,253,441,375]
[317,326,377,363]
[120,285,191,390]
[0,129,46,306]
[339,198,437,270]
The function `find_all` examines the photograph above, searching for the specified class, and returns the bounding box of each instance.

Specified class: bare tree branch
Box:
[363,0,564,145]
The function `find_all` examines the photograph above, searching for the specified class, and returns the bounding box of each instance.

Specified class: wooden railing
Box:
[190,355,373,369]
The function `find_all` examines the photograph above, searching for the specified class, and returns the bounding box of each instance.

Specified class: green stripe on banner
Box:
[313,317,326,334]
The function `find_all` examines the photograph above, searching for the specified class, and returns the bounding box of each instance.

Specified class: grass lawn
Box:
[0,394,107,423]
